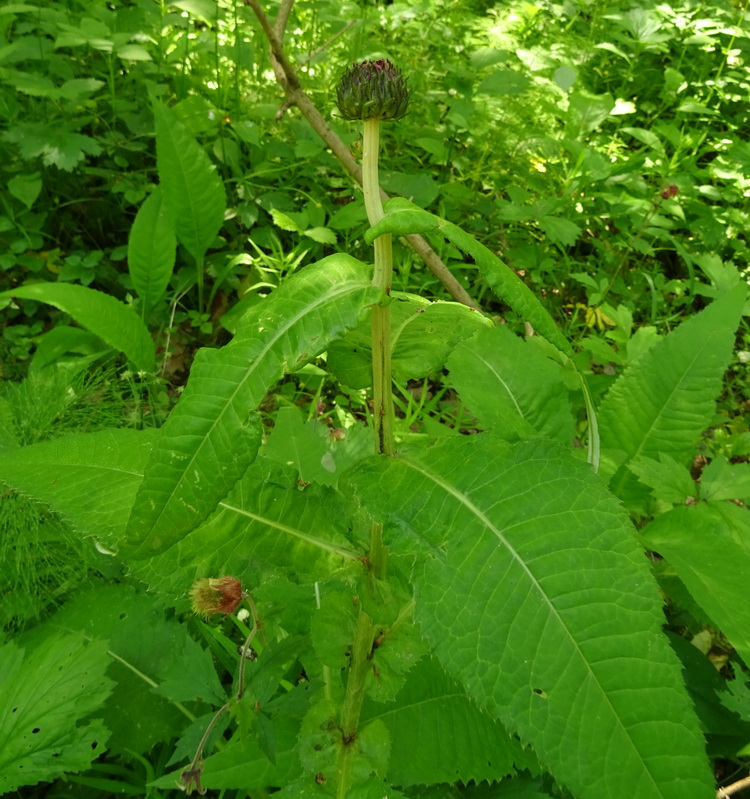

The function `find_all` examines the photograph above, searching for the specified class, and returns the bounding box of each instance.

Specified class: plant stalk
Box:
[336,609,376,798]
[362,118,395,457]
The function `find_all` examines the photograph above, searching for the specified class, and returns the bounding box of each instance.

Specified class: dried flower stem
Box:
[180,591,261,795]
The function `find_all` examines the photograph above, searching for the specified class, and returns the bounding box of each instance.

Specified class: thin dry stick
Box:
[243,0,480,311]
[717,774,750,798]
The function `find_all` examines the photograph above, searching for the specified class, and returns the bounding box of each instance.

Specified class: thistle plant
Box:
[336,60,410,457]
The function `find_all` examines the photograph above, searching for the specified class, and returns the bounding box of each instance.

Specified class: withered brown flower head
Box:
[189,576,243,618]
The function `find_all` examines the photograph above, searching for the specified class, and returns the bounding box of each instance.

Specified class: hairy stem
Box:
[363,118,395,456]
[336,609,376,798]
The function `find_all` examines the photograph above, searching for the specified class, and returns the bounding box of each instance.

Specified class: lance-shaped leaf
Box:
[0,283,154,372]
[347,435,713,799]
[129,461,362,593]
[446,324,575,444]
[366,198,572,357]
[128,186,176,311]
[600,284,746,507]
[153,99,226,261]
[124,254,380,560]
[0,429,157,547]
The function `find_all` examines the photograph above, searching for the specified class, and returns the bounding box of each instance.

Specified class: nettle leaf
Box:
[446,325,575,444]
[361,657,528,786]
[124,254,380,560]
[0,428,157,547]
[129,460,361,594]
[0,633,112,793]
[127,186,176,311]
[629,453,696,505]
[3,123,102,170]
[19,584,213,755]
[328,294,491,389]
[600,284,746,507]
[153,99,226,261]
[348,435,713,799]
[0,283,155,371]
[642,503,750,666]
[537,215,581,247]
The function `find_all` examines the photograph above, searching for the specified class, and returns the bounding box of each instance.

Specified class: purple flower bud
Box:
[336,59,410,121]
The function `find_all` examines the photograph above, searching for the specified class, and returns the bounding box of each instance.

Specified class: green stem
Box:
[336,609,376,798]
[196,253,205,314]
[362,118,395,456]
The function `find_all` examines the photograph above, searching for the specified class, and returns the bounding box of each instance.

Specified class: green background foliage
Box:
[1,0,749,796]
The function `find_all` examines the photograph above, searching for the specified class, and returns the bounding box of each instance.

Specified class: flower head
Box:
[336,59,410,121]
[189,576,243,618]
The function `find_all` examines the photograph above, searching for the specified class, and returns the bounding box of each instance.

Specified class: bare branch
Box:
[717,774,750,798]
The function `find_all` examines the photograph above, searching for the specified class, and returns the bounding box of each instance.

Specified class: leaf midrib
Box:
[133,276,374,544]
[401,453,662,796]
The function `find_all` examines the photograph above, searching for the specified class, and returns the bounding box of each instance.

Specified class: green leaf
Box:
[116,43,151,61]
[600,285,746,506]
[298,700,390,791]
[476,69,531,96]
[169,0,217,22]
[0,283,155,372]
[642,503,750,666]
[154,633,226,706]
[553,65,577,92]
[446,325,575,444]
[628,453,696,505]
[328,293,491,389]
[127,187,176,310]
[149,713,302,790]
[271,208,302,232]
[368,200,573,357]
[699,457,750,503]
[130,461,360,593]
[565,91,615,136]
[364,200,439,243]
[264,405,372,486]
[361,657,527,786]
[8,172,42,209]
[347,435,713,799]
[381,171,440,208]
[537,215,581,247]
[124,254,380,559]
[3,123,102,170]
[0,428,156,547]
[30,326,108,371]
[19,585,201,755]
[0,633,112,793]
[304,226,337,245]
[153,99,226,261]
